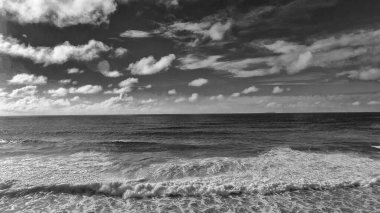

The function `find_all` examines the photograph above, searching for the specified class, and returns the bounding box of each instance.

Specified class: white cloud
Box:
[188,93,199,102]
[113,47,128,57]
[101,70,123,78]
[179,54,280,78]
[141,98,155,104]
[70,96,80,101]
[368,101,380,105]
[272,86,284,94]
[120,30,152,38]
[67,68,84,74]
[127,54,176,75]
[59,79,72,85]
[168,89,177,95]
[48,88,68,97]
[352,101,361,106]
[9,86,38,98]
[242,86,259,94]
[0,35,110,65]
[69,85,102,94]
[166,20,232,41]
[174,97,186,103]
[179,55,222,70]
[0,0,117,27]
[210,94,224,100]
[231,92,240,97]
[8,73,47,85]
[188,78,208,87]
[97,60,123,78]
[337,68,380,81]
[106,78,138,97]
[208,21,232,41]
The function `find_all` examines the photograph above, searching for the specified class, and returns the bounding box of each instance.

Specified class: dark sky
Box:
[0,0,380,115]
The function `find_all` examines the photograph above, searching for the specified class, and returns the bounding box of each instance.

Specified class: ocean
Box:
[0,113,379,212]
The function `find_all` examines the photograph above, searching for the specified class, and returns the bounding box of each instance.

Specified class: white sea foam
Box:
[0,148,379,199]
[373,146,380,149]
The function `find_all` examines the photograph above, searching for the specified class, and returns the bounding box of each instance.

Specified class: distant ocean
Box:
[0,113,379,212]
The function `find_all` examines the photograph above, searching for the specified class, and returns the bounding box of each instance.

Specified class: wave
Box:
[1,148,379,199]
[1,176,379,199]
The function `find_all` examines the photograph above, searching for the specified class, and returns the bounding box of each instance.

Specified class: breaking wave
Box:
[1,148,379,199]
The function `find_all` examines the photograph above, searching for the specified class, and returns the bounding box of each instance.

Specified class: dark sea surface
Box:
[0,113,379,212]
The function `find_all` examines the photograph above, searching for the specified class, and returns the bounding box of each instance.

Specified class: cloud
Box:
[127,54,176,75]
[188,93,199,102]
[48,88,68,97]
[337,68,380,81]
[242,86,259,94]
[0,0,117,27]
[70,96,80,101]
[208,21,232,41]
[165,20,232,42]
[231,92,240,97]
[0,35,110,65]
[97,60,123,78]
[272,86,284,94]
[141,98,155,104]
[58,79,72,85]
[8,73,47,85]
[368,101,380,105]
[168,89,177,95]
[120,30,152,38]
[9,86,38,98]
[67,68,84,74]
[210,94,224,100]
[69,85,103,94]
[179,55,222,70]
[113,47,128,57]
[174,97,186,103]
[179,54,280,77]
[352,101,361,106]
[106,78,139,97]
[188,78,208,87]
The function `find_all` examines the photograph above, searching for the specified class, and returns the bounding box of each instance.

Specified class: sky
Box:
[0,0,380,115]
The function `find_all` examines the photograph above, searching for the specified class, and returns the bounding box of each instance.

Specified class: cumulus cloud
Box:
[242,86,259,94]
[8,73,47,85]
[337,68,380,81]
[58,79,72,85]
[70,96,80,101]
[67,68,84,74]
[272,86,284,94]
[0,35,110,65]
[210,94,224,100]
[97,60,123,78]
[231,92,240,97]
[174,97,186,103]
[69,85,103,94]
[48,88,68,97]
[9,86,38,98]
[188,78,208,87]
[127,54,176,75]
[106,78,139,97]
[168,89,177,95]
[113,47,128,57]
[120,30,152,38]
[188,93,199,102]
[0,0,117,27]
[141,98,155,104]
